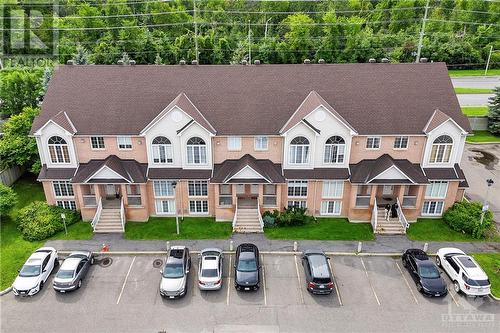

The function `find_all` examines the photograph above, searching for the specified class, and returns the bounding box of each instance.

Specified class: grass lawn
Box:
[125,217,232,240]
[0,175,92,290]
[264,218,374,241]
[407,218,500,242]
[454,87,494,94]
[461,106,489,117]
[448,69,500,77]
[472,253,500,298]
[466,130,500,143]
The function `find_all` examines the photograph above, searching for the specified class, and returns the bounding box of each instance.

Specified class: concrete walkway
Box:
[45,233,500,254]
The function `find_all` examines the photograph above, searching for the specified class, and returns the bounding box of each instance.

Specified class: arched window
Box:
[289,136,310,164]
[324,136,345,164]
[187,137,207,164]
[429,135,453,163]
[152,136,173,164]
[48,136,70,163]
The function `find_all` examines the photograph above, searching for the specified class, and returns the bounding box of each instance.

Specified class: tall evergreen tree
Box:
[40,67,53,98]
[74,44,90,65]
[488,87,500,134]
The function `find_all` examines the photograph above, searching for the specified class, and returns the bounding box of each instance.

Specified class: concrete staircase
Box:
[375,208,405,235]
[94,208,124,233]
[233,208,263,233]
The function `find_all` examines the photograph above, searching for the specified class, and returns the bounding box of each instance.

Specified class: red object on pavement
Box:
[101,244,109,252]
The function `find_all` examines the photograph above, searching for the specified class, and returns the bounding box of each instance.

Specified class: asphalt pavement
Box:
[451,76,500,90]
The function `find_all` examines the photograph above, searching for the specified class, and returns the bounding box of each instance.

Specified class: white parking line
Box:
[328,258,343,306]
[294,255,304,304]
[448,286,461,308]
[226,254,231,306]
[395,262,419,305]
[116,256,136,305]
[261,255,267,306]
[360,257,381,306]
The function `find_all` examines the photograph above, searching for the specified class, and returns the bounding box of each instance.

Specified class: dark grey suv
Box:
[301,249,334,295]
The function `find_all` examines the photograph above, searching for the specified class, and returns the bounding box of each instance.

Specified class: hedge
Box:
[443,201,493,239]
[0,183,17,217]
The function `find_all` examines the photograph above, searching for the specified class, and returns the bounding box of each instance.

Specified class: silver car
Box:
[160,246,191,299]
[198,248,223,291]
[53,251,94,292]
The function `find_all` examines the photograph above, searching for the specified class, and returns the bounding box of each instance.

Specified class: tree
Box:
[488,87,500,134]
[0,107,40,173]
[119,52,132,65]
[154,53,163,65]
[0,184,17,217]
[0,70,43,117]
[74,44,91,65]
[40,67,53,97]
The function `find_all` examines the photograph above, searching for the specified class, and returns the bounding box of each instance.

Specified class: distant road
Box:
[457,94,494,106]
[451,76,499,89]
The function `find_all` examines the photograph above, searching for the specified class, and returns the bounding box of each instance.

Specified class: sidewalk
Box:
[44,233,500,254]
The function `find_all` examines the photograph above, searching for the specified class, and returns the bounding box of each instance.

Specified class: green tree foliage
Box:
[73,44,91,65]
[0,107,41,174]
[443,201,493,239]
[0,184,17,217]
[488,87,500,134]
[0,70,43,117]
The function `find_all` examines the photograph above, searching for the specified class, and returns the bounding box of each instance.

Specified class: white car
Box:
[436,248,491,297]
[12,247,58,297]
[198,248,223,291]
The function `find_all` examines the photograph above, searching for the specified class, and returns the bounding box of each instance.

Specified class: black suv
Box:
[302,249,334,295]
[402,249,447,297]
[234,243,260,291]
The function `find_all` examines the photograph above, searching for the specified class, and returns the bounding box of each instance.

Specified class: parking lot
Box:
[1,253,498,333]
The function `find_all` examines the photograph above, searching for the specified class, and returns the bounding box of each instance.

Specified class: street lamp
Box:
[265,17,272,39]
[479,179,494,225]
[60,213,67,235]
[172,181,179,235]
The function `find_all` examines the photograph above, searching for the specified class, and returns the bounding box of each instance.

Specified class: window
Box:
[152,136,173,164]
[366,137,381,149]
[127,184,142,206]
[189,200,208,213]
[56,200,76,210]
[187,137,207,164]
[324,136,345,164]
[288,200,306,209]
[320,201,341,215]
[188,180,208,196]
[322,181,343,198]
[90,136,105,149]
[394,136,408,149]
[429,135,453,163]
[255,136,268,150]
[53,181,74,197]
[219,184,232,206]
[153,180,175,197]
[425,181,448,198]
[263,184,277,207]
[288,180,307,197]
[117,136,132,149]
[227,137,241,151]
[422,201,444,215]
[155,200,175,214]
[48,136,70,163]
[289,136,310,164]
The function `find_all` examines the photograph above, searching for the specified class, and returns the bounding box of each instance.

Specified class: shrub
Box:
[17,201,81,241]
[263,215,276,228]
[443,201,493,239]
[263,207,315,227]
[0,184,17,217]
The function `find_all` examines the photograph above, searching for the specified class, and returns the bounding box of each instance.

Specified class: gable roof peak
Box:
[423,108,467,134]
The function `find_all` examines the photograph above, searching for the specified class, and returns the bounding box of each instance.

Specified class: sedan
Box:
[198,248,223,291]
[53,251,94,292]
[12,247,58,297]
[402,249,447,297]
[234,243,260,291]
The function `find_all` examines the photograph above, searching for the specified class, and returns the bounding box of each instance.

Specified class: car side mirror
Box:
[301,256,306,260]
[327,257,331,260]
[43,269,47,273]
[233,264,236,268]
[160,269,163,274]
[186,269,190,274]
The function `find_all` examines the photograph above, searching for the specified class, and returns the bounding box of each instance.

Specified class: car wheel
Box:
[39,281,44,291]
[77,280,82,289]
[402,258,407,268]
[90,257,95,265]
[436,256,441,267]
[453,281,461,294]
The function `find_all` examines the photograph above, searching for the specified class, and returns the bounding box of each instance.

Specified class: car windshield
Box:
[201,268,218,278]
[419,265,440,279]
[56,270,74,279]
[237,258,257,272]
[19,265,41,277]
[163,263,184,278]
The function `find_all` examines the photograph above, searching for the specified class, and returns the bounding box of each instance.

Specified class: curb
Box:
[0,287,12,296]
[466,141,500,145]
[490,294,500,301]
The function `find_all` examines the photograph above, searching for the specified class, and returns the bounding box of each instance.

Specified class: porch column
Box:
[397,185,405,205]
[369,185,378,207]
[94,184,102,201]
[415,185,426,211]
[120,184,128,205]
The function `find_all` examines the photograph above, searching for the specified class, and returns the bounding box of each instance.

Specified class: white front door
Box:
[106,185,116,197]
[382,185,394,195]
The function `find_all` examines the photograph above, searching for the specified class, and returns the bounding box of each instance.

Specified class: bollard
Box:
[230,240,234,251]
[357,242,362,253]
[423,242,428,252]
[166,241,170,252]
[293,241,298,252]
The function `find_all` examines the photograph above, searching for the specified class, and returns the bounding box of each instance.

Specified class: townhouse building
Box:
[31,63,470,234]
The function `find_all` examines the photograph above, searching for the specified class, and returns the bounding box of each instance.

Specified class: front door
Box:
[237,184,258,208]
[106,185,117,198]
[382,185,394,195]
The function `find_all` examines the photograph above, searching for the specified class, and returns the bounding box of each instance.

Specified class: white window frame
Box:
[153,180,175,197]
[366,137,381,149]
[90,136,105,150]
[429,135,453,164]
[155,199,175,214]
[254,136,268,151]
[263,184,277,207]
[189,200,209,214]
[287,200,307,209]
[322,181,343,199]
[53,181,74,198]
[394,136,409,149]
[188,180,208,197]
[219,184,232,207]
[151,136,173,164]
[227,136,242,151]
[117,136,132,150]
[324,136,346,164]
[48,136,71,164]
[320,201,342,215]
[425,181,448,199]
[186,137,207,165]
[422,200,444,216]
[289,137,310,164]
[56,200,77,210]
[288,180,308,197]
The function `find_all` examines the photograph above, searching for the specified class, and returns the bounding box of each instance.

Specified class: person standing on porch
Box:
[385,204,391,221]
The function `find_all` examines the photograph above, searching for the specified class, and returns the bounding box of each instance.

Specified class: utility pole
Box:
[479,179,494,225]
[248,20,252,64]
[484,45,493,76]
[193,0,199,63]
[416,0,430,63]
